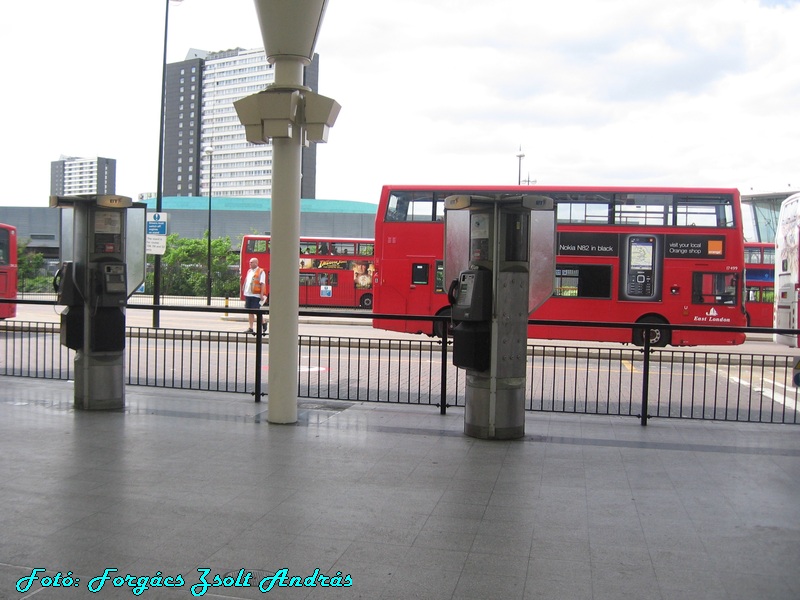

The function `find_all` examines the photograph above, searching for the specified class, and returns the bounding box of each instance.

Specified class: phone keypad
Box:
[627,272,653,296]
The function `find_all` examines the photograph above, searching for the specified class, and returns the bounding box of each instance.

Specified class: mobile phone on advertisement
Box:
[626,236,656,299]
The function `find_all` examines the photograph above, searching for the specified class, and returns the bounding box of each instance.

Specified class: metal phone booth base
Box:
[464,374,526,440]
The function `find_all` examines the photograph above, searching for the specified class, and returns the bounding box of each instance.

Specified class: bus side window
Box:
[692,272,737,305]
[318,273,337,286]
[412,263,429,285]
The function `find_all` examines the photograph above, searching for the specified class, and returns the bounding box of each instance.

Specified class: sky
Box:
[2,0,798,208]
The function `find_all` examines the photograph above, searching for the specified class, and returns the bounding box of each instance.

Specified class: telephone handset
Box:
[53,261,82,306]
[451,269,492,322]
[448,279,460,306]
[52,266,64,294]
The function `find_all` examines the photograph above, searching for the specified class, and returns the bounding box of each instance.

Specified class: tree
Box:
[17,240,49,293]
[146,233,240,298]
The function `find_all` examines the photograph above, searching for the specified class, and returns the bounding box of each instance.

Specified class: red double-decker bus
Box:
[743,241,774,328]
[0,222,17,319]
[372,185,748,346]
[240,235,375,308]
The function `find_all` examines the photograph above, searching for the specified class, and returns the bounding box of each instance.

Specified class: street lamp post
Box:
[516,146,525,185]
[205,146,213,305]
[153,0,185,327]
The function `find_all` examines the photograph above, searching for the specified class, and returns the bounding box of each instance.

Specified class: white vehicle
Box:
[774,192,800,346]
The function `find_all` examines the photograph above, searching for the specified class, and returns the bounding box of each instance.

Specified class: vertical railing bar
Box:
[601,349,609,415]
[738,354,747,422]
[127,327,135,385]
[330,336,338,401]
[687,350,694,420]
[439,338,447,414]
[177,329,184,389]
[765,355,775,423]
[752,354,761,423]
[216,332,223,392]
[234,333,241,393]
[558,348,566,412]
[33,323,40,377]
[549,346,556,410]
[640,326,651,426]
[404,341,411,404]
[353,336,360,401]
[204,329,211,390]
[571,348,579,413]
[367,338,374,403]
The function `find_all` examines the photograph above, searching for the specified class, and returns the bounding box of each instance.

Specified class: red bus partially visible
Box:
[240,235,375,308]
[372,185,748,346]
[743,242,774,328]
[0,222,17,319]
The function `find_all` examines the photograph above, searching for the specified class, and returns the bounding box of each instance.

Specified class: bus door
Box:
[298,272,315,306]
[408,258,437,316]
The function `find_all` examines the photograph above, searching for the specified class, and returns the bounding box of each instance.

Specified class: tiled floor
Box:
[1,376,799,599]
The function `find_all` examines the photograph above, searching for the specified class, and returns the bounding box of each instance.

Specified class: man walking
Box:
[242,258,267,334]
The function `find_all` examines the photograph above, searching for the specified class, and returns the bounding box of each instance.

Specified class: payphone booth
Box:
[445,194,556,439]
[51,195,146,410]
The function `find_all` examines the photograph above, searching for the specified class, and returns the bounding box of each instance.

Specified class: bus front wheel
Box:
[360,294,373,309]
[633,316,670,347]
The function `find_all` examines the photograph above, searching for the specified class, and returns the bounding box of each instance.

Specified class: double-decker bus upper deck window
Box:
[744,245,763,263]
[553,192,612,225]
[675,195,734,228]
[386,192,441,222]
[357,243,374,256]
[435,198,445,221]
[300,241,318,254]
[330,242,355,255]
[614,194,670,226]
[248,239,269,254]
[763,246,775,264]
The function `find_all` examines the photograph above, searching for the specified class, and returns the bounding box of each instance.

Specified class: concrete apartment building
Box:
[50,156,116,196]
[161,47,319,200]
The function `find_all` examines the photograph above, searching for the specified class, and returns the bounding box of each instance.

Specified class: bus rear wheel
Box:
[633,316,670,347]
[433,307,452,339]
[360,294,373,309]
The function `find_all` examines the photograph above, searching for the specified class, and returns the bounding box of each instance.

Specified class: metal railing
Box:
[2,302,799,425]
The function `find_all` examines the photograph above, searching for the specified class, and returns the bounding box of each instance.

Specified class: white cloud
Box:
[1,0,797,208]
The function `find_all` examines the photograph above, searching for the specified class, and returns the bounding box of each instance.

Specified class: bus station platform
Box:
[1,376,799,599]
